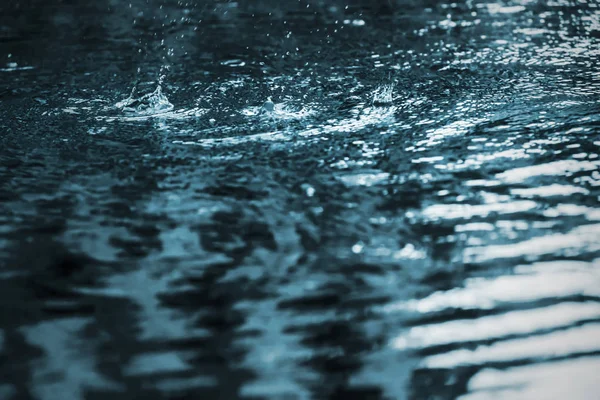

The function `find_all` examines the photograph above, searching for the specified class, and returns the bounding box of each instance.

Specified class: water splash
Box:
[261,97,275,114]
[115,73,174,116]
[372,83,394,106]
[241,97,315,120]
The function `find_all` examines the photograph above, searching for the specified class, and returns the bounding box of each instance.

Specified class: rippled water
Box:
[1,0,599,399]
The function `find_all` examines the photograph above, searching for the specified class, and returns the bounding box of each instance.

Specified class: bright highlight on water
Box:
[0,0,599,399]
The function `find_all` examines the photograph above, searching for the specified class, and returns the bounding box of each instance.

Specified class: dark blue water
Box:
[1,0,599,399]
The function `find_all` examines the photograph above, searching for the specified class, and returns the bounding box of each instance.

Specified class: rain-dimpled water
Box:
[0,0,599,399]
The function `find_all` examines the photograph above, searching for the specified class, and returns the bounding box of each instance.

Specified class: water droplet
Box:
[352,243,365,254]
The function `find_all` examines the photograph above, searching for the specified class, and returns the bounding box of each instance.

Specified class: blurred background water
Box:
[0,0,599,399]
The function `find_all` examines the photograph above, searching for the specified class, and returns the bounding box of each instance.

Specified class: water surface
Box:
[1,0,599,399]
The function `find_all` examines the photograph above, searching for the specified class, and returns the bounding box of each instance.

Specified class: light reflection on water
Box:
[459,357,600,400]
[0,0,599,399]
